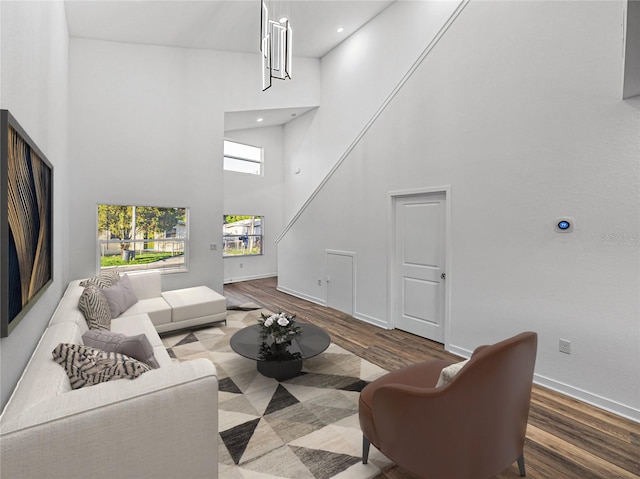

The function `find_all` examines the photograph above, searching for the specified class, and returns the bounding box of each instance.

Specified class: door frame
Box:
[325,249,356,315]
[388,186,452,347]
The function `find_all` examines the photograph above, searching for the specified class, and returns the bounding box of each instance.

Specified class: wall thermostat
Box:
[555,217,575,233]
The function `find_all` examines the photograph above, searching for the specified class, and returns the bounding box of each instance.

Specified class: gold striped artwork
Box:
[6,124,52,323]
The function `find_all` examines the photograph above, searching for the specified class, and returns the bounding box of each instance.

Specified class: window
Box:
[223,215,263,256]
[97,205,188,273]
[224,140,263,175]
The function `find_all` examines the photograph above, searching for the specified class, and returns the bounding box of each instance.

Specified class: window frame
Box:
[223,139,263,176]
[223,215,263,257]
[96,204,189,275]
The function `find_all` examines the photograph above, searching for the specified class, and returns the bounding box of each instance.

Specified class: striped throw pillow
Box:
[79,270,120,289]
[52,343,151,389]
[78,285,112,330]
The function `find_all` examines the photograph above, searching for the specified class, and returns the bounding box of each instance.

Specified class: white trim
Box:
[388,186,452,346]
[277,285,326,307]
[223,138,264,176]
[275,0,470,244]
[447,343,639,423]
[446,343,473,359]
[224,272,276,284]
[325,249,356,256]
[353,311,390,330]
[277,283,389,330]
[534,374,640,423]
[325,249,356,316]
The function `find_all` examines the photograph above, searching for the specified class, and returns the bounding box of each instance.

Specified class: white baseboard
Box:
[276,287,390,330]
[261,292,640,423]
[446,344,473,360]
[353,311,390,329]
[276,285,326,307]
[448,343,639,423]
[534,374,639,423]
[224,273,277,284]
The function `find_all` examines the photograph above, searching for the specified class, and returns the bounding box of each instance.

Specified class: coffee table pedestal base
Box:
[257,359,303,381]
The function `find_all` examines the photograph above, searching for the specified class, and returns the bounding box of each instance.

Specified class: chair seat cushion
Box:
[359,359,454,447]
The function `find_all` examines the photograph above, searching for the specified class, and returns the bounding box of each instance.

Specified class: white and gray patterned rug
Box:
[162,308,393,479]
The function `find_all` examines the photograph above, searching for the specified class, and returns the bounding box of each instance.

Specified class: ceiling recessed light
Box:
[337,27,344,33]
[257,118,264,122]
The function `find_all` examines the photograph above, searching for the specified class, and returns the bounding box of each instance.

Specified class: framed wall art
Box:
[1,110,53,337]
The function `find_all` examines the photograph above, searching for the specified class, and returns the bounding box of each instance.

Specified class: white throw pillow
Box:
[436,359,469,388]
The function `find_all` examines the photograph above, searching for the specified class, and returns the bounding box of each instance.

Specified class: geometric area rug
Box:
[162,308,393,479]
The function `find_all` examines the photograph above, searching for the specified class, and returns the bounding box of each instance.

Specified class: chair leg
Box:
[362,436,371,464]
[517,453,526,477]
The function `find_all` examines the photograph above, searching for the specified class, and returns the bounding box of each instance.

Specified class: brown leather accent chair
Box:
[359,332,538,479]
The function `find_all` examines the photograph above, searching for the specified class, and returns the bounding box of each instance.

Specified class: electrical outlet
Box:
[559,339,571,355]
[239,263,243,268]
[210,243,217,251]
[317,279,322,286]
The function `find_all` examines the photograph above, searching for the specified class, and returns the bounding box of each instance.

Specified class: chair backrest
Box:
[373,332,538,479]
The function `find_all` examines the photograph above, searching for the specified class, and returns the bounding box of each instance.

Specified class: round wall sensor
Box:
[555,217,575,233]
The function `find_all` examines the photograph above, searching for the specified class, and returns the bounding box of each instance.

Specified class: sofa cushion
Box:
[101,274,139,319]
[0,322,83,422]
[78,285,112,330]
[120,297,172,327]
[162,286,227,322]
[110,314,165,348]
[436,359,469,388]
[79,270,120,289]
[107,314,172,367]
[52,343,151,389]
[82,330,160,369]
[127,271,162,300]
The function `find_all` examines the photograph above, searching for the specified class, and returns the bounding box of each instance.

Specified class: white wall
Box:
[68,40,319,294]
[0,0,69,409]
[278,1,640,421]
[223,126,284,283]
[623,0,640,98]
[221,51,320,112]
[283,0,465,220]
[69,39,226,292]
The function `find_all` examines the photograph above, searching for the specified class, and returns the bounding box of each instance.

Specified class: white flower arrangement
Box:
[258,311,301,344]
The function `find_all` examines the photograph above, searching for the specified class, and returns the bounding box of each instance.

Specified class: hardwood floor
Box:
[224,277,640,479]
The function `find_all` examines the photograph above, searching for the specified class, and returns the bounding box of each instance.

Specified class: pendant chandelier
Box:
[260,0,292,91]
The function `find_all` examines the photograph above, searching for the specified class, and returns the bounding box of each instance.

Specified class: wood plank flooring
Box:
[224,277,640,479]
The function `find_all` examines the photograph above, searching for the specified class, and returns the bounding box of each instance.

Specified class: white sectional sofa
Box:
[0,273,224,479]
[96,271,228,333]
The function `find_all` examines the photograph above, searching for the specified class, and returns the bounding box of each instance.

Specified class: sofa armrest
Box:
[1,359,218,479]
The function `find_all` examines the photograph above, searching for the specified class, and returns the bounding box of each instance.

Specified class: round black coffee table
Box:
[230,323,331,380]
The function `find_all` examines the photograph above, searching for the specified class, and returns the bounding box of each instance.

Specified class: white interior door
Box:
[393,192,446,343]
[326,251,354,316]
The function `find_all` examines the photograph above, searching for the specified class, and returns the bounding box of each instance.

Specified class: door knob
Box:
[440,273,446,279]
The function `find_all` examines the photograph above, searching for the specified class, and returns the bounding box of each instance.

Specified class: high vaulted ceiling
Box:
[64,0,395,130]
[64,0,395,58]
